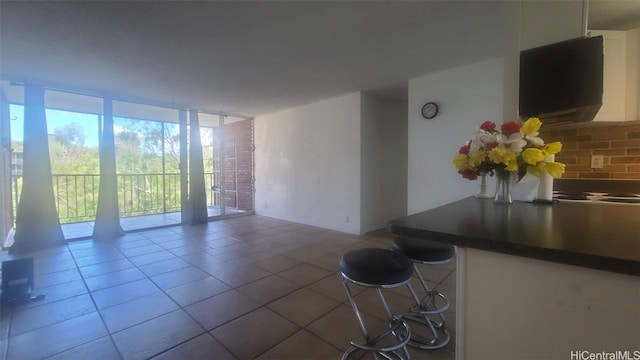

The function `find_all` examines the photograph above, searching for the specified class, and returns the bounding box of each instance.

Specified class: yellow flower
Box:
[527,163,546,177]
[488,147,518,171]
[488,147,507,164]
[504,152,519,171]
[521,117,542,135]
[542,142,562,155]
[546,162,566,178]
[468,150,486,168]
[522,148,545,165]
[452,154,469,170]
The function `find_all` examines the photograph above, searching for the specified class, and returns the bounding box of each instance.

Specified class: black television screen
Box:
[519,36,603,124]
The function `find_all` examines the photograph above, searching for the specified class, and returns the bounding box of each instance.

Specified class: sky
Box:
[10,104,101,147]
[9,104,215,150]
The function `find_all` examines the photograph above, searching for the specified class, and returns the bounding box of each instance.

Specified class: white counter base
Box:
[456,247,640,360]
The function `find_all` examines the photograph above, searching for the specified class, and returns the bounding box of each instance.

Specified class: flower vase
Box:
[536,154,554,202]
[494,169,513,204]
[475,173,492,198]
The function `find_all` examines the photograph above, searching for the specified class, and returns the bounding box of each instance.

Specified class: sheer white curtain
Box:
[11,83,64,253]
[179,109,191,223]
[93,97,123,239]
[0,91,13,245]
[188,109,208,224]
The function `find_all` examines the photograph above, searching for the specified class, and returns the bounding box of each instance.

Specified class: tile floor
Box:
[0,215,456,360]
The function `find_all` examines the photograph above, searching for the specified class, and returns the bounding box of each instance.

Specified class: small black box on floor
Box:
[1,257,35,304]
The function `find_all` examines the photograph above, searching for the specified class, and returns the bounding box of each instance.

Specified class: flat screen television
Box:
[519,36,604,124]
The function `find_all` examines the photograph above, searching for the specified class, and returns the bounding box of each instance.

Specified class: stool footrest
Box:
[411,290,450,315]
[349,316,411,352]
[342,316,411,360]
[402,314,451,350]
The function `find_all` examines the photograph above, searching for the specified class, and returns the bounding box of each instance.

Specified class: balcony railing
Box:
[11,173,219,224]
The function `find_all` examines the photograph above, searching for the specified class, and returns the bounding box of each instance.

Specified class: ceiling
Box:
[588,0,640,30]
[0,1,637,117]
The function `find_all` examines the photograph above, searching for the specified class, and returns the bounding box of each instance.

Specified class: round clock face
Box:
[422,102,438,119]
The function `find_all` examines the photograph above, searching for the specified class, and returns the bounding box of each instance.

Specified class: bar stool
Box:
[392,236,455,350]
[339,248,414,360]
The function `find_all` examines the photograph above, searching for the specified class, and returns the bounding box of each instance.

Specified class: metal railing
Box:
[11,172,219,224]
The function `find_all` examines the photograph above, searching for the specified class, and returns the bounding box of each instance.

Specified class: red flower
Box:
[459,143,471,154]
[501,121,521,136]
[485,141,499,151]
[479,121,496,132]
[458,169,478,180]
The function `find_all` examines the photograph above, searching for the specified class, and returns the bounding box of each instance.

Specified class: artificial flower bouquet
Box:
[452,117,566,180]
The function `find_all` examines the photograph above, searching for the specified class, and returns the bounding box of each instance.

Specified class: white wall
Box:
[407,57,505,215]
[379,99,408,225]
[360,93,383,233]
[359,94,408,233]
[254,92,361,234]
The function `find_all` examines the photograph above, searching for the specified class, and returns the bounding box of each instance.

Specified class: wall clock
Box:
[421,102,438,119]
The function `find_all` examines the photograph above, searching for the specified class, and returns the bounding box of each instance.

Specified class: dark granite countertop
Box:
[387,197,640,276]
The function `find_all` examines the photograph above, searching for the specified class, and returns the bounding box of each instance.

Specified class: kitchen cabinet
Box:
[590,30,627,122]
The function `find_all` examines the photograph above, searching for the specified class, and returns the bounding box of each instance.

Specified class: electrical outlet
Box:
[591,155,604,169]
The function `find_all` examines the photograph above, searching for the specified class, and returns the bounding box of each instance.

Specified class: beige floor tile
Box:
[184,289,261,330]
[150,333,234,360]
[210,307,298,359]
[277,263,333,286]
[307,273,364,303]
[267,288,341,327]
[439,270,457,287]
[306,304,389,352]
[212,264,272,287]
[237,274,301,304]
[284,247,330,262]
[256,329,342,360]
[254,254,302,273]
[306,251,343,272]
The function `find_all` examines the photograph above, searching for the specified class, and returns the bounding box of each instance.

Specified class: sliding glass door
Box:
[200,114,254,218]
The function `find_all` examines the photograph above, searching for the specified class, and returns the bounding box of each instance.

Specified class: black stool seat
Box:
[392,237,455,263]
[339,248,413,359]
[340,248,413,286]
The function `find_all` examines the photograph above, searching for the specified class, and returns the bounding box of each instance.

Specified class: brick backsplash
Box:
[540,121,640,180]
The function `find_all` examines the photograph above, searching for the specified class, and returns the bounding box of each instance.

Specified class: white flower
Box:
[469,131,497,154]
[497,132,527,153]
[525,132,545,146]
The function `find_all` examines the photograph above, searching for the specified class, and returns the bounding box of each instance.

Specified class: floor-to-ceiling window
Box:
[111,103,179,211]
[1,80,255,244]
[8,89,102,226]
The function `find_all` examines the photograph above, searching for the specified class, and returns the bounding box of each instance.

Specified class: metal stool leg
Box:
[412,263,449,327]
[341,275,412,360]
[401,266,451,350]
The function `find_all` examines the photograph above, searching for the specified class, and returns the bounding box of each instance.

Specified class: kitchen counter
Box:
[387,197,640,276]
[387,197,640,359]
